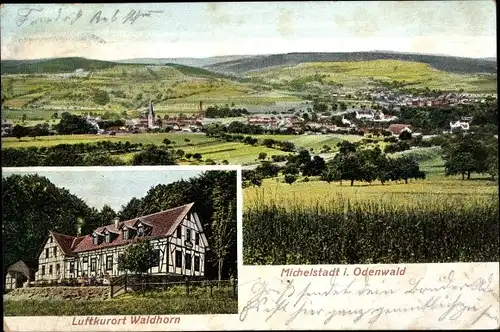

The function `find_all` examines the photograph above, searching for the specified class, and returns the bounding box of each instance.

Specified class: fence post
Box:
[233,279,236,298]
[185,278,190,295]
[210,282,213,297]
[124,272,127,293]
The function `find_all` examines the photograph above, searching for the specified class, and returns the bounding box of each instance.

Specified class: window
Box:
[194,256,200,272]
[53,247,57,258]
[41,265,46,275]
[93,235,98,245]
[152,249,160,267]
[50,237,53,243]
[175,250,182,268]
[186,229,191,242]
[195,233,200,246]
[69,262,75,274]
[176,226,181,238]
[90,258,96,272]
[185,253,192,270]
[123,229,129,240]
[49,265,53,274]
[105,233,110,243]
[106,255,113,270]
[56,264,60,274]
[82,257,88,263]
[137,226,144,237]
[45,248,49,258]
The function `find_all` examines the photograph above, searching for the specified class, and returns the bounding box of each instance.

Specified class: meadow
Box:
[3,284,237,316]
[243,156,499,265]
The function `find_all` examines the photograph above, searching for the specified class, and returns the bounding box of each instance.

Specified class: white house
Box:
[34,203,209,282]
[450,121,470,131]
[355,110,375,120]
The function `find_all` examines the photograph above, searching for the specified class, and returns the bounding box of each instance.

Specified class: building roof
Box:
[70,202,195,253]
[387,124,412,135]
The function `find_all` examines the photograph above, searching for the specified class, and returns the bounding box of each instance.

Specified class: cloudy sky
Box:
[0,1,496,60]
[2,167,206,212]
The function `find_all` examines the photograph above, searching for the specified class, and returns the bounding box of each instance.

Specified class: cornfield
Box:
[243,192,499,265]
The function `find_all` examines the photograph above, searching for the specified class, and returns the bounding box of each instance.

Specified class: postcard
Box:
[1,1,498,331]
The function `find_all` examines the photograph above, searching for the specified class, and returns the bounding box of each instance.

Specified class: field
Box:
[3,285,237,316]
[243,155,499,265]
[247,60,498,93]
[1,62,300,122]
[2,132,374,165]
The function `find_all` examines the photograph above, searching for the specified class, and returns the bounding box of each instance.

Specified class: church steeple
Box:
[147,100,155,128]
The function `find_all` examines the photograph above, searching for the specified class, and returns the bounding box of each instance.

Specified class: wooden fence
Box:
[110,274,237,298]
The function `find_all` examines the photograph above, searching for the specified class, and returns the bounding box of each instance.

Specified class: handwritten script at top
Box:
[15,7,163,27]
[239,270,499,328]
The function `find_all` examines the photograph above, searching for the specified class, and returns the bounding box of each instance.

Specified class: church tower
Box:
[147,100,155,128]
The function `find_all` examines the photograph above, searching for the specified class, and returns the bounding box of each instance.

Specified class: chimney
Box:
[114,217,120,230]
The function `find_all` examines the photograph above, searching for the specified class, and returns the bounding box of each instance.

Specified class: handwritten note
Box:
[15,7,163,27]
[239,263,499,330]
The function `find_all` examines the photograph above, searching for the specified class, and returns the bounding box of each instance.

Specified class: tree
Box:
[192,153,202,161]
[302,155,326,176]
[255,161,281,178]
[12,124,29,141]
[185,153,193,160]
[284,174,297,185]
[131,145,177,165]
[118,197,143,221]
[258,152,267,160]
[399,130,412,141]
[395,155,424,184]
[2,174,98,274]
[92,89,110,105]
[444,152,477,180]
[162,138,172,146]
[99,205,117,226]
[283,163,299,176]
[210,182,236,281]
[118,239,158,274]
[55,112,96,135]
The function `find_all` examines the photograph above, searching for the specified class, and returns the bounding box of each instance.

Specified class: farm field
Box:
[243,153,499,265]
[2,132,377,165]
[4,285,237,316]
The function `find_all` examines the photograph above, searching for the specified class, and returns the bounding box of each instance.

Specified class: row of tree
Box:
[205,105,250,118]
[243,141,426,187]
[2,171,237,281]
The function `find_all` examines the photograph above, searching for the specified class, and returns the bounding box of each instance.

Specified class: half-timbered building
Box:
[34,202,209,282]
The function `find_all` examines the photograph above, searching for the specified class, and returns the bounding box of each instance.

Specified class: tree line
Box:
[2,171,237,281]
[243,141,426,187]
[205,105,250,118]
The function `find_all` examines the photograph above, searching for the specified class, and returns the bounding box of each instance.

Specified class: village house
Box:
[5,260,38,290]
[387,123,413,136]
[34,203,209,283]
[355,110,375,120]
[449,120,470,132]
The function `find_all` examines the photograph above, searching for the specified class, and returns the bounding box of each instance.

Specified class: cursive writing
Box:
[15,7,163,27]
[239,271,500,328]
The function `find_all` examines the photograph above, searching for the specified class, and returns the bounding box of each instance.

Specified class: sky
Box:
[0,1,496,60]
[2,168,206,212]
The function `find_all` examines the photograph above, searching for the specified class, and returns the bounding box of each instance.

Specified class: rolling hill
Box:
[0,57,120,75]
[205,52,497,75]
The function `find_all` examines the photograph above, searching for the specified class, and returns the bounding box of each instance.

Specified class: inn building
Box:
[34,202,209,282]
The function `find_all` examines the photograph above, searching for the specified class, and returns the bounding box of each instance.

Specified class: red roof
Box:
[50,231,79,256]
[387,124,412,135]
[51,203,195,254]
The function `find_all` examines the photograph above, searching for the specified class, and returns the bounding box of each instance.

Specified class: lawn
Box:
[4,285,237,316]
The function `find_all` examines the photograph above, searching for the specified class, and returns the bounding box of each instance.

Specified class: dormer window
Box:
[137,226,144,237]
[93,235,98,245]
[123,228,129,240]
[105,233,110,243]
